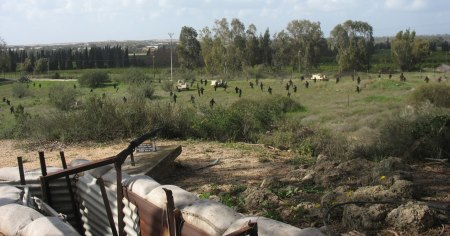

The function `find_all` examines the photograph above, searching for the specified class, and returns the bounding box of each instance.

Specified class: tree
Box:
[259,28,272,67]
[177,26,202,70]
[0,37,10,73]
[21,58,34,73]
[329,20,374,72]
[34,58,48,74]
[391,29,429,71]
[286,20,323,72]
[272,30,291,70]
[245,24,260,67]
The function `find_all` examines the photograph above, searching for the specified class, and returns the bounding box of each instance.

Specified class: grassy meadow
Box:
[1,67,449,160]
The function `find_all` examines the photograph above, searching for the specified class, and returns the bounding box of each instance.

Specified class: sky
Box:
[0,0,449,45]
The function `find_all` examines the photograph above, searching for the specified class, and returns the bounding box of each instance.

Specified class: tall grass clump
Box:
[12,83,32,98]
[194,96,304,142]
[408,83,450,108]
[373,103,449,161]
[259,117,352,159]
[48,84,78,110]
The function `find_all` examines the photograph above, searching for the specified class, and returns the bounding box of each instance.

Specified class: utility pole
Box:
[168,33,174,81]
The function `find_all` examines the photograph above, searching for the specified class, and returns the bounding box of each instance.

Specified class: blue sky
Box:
[0,0,449,45]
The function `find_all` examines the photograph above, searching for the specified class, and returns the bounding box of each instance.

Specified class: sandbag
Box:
[18,217,80,236]
[0,167,20,182]
[145,185,198,209]
[124,175,160,198]
[101,169,131,186]
[0,204,44,235]
[69,159,90,168]
[222,216,326,236]
[181,199,242,236]
[0,184,22,206]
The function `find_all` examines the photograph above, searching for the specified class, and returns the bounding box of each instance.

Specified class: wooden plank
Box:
[17,156,26,185]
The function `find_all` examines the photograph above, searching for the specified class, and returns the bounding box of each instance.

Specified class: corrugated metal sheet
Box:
[76,173,140,236]
[0,168,79,229]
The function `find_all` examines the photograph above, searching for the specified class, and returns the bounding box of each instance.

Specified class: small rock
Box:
[352,185,397,201]
[316,154,330,164]
[386,201,437,231]
[389,179,416,199]
[342,204,392,231]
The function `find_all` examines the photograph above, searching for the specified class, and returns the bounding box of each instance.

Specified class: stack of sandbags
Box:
[0,184,79,236]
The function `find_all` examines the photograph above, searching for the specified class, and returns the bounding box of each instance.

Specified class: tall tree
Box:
[177,26,202,70]
[286,20,323,72]
[259,28,272,67]
[272,30,291,70]
[0,37,10,73]
[329,20,374,72]
[391,29,429,71]
[245,24,260,67]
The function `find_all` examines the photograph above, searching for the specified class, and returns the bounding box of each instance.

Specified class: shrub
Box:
[51,72,61,79]
[408,83,450,108]
[18,74,31,83]
[78,70,110,88]
[128,82,154,100]
[161,80,174,92]
[375,105,450,161]
[48,84,78,110]
[194,96,304,142]
[119,68,150,84]
[12,83,32,98]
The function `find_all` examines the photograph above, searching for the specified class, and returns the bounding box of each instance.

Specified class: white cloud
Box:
[384,0,426,11]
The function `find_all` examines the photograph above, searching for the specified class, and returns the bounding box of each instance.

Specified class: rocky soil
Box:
[1,139,449,235]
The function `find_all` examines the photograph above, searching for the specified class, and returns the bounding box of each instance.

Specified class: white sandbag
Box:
[87,164,114,178]
[181,199,242,236]
[145,185,198,209]
[222,217,325,236]
[124,175,160,198]
[0,204,44,235]
[0,167,20,182]
[0,184,23,206]
[18,216,80,236]
[69,159,90,168]
[100,169,131,186]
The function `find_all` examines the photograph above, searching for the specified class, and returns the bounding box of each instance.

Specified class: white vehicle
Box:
[176,80,189,91]
[310,74,327,81]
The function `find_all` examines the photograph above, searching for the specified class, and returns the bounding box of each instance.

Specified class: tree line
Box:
[1,18,449,75]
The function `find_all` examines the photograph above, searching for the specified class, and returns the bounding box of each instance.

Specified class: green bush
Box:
[48,84,78,110]
[12,83,32,98]
[119,68,150,84]
[161,80,174,92]
[408,83,450,108]
[51,72,61,79]
[78,70,110,88]
[375,105,450,161]
[193,96,303,142]
[128,82,154,100]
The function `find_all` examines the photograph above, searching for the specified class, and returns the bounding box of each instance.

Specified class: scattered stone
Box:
[342,204,392,231]
[389,179,416,199]
[316,154,330,164]
[386,201,437,231]
[242,186,279,209]
[351,185,397,201]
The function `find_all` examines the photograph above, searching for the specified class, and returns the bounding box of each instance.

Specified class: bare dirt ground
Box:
[1,139,449,235]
